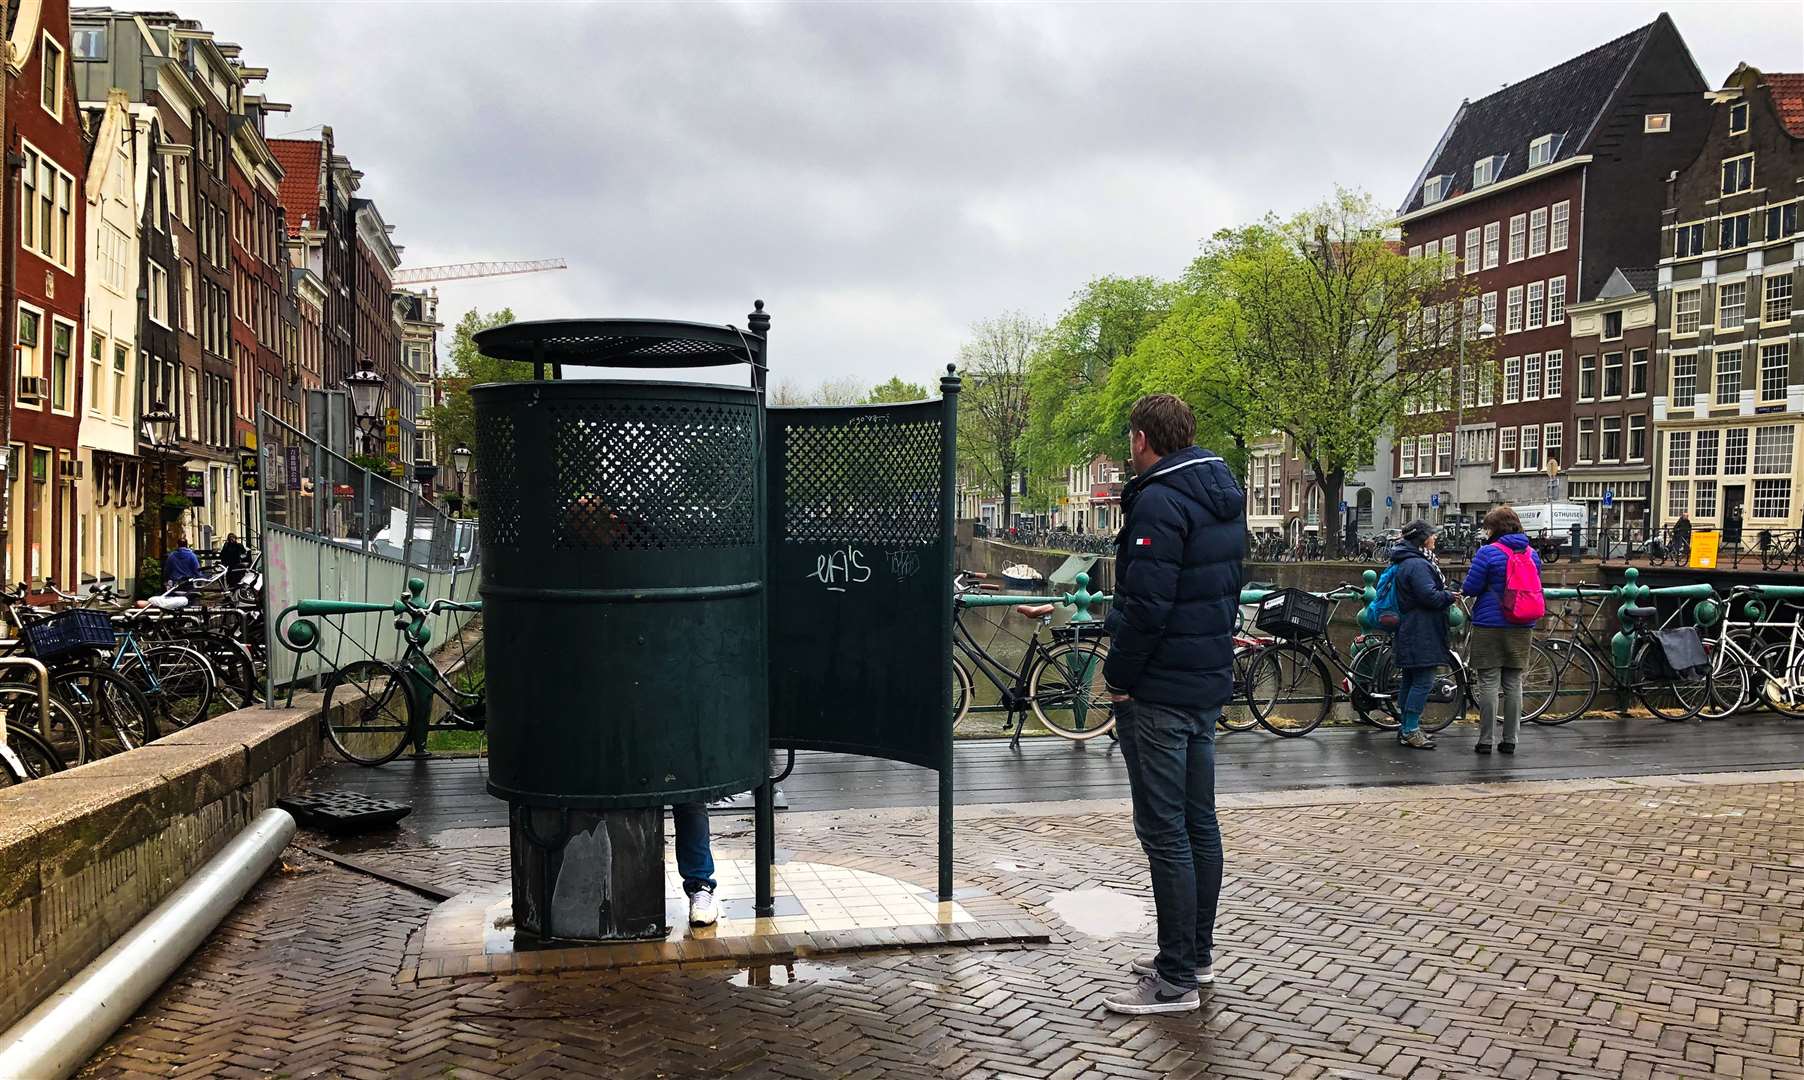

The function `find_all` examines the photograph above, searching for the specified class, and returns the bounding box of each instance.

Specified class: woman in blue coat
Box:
[1390,519,1456,750]
[1460,506,1542,755]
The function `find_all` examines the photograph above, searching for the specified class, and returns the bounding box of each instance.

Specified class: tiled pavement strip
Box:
[81,771,1804,1080]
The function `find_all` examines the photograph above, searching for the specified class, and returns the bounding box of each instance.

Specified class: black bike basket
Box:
[21,610,117,663]
[1051,621,1108,645]
[1255,588,1330,640]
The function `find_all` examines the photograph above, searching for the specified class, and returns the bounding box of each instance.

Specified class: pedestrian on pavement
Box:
[219,533,248,586]
[163,535,201,590]
[1390,519,1456,751]
[1671,513,1693,562]
[1100,393,1245,1016]
[1462,507,1543,755]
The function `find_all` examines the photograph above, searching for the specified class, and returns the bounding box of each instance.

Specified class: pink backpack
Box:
[1494,542,1544,624]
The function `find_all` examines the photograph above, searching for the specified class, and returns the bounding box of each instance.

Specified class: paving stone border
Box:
[0,699,323,1033]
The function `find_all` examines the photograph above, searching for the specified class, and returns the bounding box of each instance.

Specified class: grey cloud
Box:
[139,0,1801,388]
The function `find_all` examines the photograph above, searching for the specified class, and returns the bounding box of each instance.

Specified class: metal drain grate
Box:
[278,790,413,833]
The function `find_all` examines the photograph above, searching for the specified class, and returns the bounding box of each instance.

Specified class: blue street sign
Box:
[1385,496,1394,507]
[1431,493,1440,508]
[1339,500,1348,513]
[1603,489,1615,508]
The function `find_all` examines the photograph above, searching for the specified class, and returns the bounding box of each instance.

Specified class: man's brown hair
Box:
[1482,505,1522,539]
[1129,394,1196,457]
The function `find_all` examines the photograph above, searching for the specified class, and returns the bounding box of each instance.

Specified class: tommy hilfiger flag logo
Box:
[1135,537,1152,546]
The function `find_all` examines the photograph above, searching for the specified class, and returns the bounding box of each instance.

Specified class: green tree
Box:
[1026,276,1176,478]
[421,307,519,465]
[1223,189,1478,557]
[864,376,931,404]
[957,312,1043,528]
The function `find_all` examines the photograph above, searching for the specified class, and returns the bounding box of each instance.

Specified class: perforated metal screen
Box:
[767,398,955,770]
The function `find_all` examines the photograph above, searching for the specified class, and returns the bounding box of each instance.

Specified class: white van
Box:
[1513,502,1588,536]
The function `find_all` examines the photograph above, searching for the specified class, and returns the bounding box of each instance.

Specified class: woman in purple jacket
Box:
[1461,506,1542,755]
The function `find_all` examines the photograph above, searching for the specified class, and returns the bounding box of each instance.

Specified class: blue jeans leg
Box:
[1115,699,1222,989]
[671,802,716,895]
[1398,666,1436,734]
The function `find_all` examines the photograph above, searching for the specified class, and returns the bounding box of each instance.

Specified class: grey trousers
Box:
[1475,666,1522,745]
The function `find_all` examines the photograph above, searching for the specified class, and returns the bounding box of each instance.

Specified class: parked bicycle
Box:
[1531,587,1712,723]
[951,571,1112,747]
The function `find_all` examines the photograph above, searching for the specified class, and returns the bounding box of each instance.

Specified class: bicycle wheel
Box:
[1376,655,1470,734]
[1699,639,1752,720]
[323,660,413,765]
[1027,638,1114,740]
[187,632,261,710]
[1634,638,1710,722]
[949,655,976,736]
[51,668,157,758]
[1529,639,1598,725]
[119,644,215,731]
[0,684,90,766]
[1752,643,1804,716]
[1247,642,1331,737]
[1762,545,1788,572]
[1219,645,1263,732]
[1349,640,1399,729]
[1520,641,1558,721]
[2,722,64,782]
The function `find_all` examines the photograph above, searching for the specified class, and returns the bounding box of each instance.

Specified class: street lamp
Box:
[450,443,472,516]
[141,400,179,561]
[346,357,385,453]
[1452,318,1496,516]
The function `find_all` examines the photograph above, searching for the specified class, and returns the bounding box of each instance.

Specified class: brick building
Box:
[1564,268,1658,533]
[1395,15,1710,526]
[1654,65,1804,540]
[5,0,89,586]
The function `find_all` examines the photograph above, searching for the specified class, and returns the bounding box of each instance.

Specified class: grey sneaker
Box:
[1398,730,1435,750]
[1129,957,1215,984]
[1103,974,1200,1015]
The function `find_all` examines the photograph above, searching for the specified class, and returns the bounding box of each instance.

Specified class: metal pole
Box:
[1454,324,1465,515]
[937,362,962,901]
[748,299,775,917]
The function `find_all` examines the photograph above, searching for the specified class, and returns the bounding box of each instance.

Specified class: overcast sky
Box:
[126,1,1802,391]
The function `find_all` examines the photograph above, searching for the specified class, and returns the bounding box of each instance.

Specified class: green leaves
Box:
[421,308,520,464]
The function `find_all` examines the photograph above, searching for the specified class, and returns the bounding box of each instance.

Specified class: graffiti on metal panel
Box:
[806,545,871,592]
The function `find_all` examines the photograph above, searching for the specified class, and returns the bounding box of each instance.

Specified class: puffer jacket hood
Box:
[1123,445,1243,522]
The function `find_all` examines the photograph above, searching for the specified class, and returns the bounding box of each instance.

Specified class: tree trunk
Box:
[1316,465,1347,559]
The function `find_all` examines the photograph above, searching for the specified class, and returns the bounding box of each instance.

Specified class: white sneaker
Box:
[688,888,719,927]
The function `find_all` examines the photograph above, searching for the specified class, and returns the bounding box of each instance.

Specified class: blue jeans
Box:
[1398,666,1437,734]
[1114,699,1223,990]
[672,803,716,895]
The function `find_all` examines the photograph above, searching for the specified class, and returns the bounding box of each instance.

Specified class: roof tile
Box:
[268,138,323,236]
[1764,72,1804,138]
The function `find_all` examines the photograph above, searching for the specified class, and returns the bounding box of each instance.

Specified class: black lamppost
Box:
[451,443,472,519]
[346,356,385,455]
[141,399,178,559]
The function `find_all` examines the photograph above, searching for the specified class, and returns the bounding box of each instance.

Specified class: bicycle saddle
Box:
[1014,603,1056,618]
[1620,605,1659,621]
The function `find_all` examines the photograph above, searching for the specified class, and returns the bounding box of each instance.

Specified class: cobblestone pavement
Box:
[83,774,1804,1079]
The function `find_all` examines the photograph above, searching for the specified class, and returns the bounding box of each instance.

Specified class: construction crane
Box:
[391,258,568,287]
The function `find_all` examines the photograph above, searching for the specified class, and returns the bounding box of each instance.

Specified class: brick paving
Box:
[81,775,1804,1079]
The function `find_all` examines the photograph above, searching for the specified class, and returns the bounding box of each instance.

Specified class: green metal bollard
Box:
[1610,568,1642,711]
[1066,572,1106,623]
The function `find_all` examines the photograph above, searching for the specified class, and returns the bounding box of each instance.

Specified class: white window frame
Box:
[1630,349,1649,399]
[1673,289,1702,336]
[1720,153,1754,197]
[1528,135,1555,169]
[1499,426,1517,472]
[1550,201,1570,252]
[1576,418,1595,464]
[1547,276,1566,325]
[1528,207,1548,257]
[1543,422,1563,470]
[1668,430,1692,477]
[1523,353,1542,401]
[1764,275,1793,325]
[1436,432,1453,476]
[1422,175,1450,206]
[40,33,64,121]
[1463,228,1480,275]
[1480,292,1497,334]
[1627,415,1647,463]
[1526,281,1545,330]
[1399,436,1415,477]
[1760,342,1790,404]
[1505,286,1524,334]
[1441,235,1456,281]
[1578,354,1597,402]
[1503,356,1521,403]
[86,330,105,415]
[1718,280,1747,328]
[1729,101,1749,135]
[1599,416,1623,463]
[1520,424,1540,473]
[19,139,75,273]
[1544,350,1563,399]
[1508,214,1527,263]
[1482,222,1500,269]
[1478,361,1496,407]
[1644,113,1672,133]
[1670,352,1697,408]
[1473,157,1497,188]
[48,316,76,416]
[1715,347,1743,405]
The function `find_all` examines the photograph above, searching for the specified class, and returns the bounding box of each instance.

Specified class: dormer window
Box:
[1729,101,1749,134]
[1527,133,1562,169]
[1472,156,1504,189]
[1422,175,1451,206]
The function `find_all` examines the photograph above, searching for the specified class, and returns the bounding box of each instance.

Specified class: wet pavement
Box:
[312,710,1804,840]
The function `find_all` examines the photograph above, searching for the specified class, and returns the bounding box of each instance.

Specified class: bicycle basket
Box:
[1254,588,1329,640]
[21,610,118,663]
[1051,621,1108,645]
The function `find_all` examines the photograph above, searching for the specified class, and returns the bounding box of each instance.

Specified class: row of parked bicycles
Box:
[0,566,265,785]
[951,568,1800,746]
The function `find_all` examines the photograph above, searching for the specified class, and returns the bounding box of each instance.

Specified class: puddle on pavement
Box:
[729,960,854,988]
[1045,886,1151,938]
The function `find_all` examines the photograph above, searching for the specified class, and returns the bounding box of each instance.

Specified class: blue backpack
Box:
[1367,565,1402,630]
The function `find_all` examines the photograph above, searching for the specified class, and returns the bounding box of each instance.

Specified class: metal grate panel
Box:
[477,414,520,549]
[550,401,757,550]
[780,417,943,547]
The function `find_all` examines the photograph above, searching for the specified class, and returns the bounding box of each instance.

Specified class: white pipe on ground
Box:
[0,808,297,1079]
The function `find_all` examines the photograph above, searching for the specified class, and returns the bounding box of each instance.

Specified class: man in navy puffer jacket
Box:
[1100,394,1245,1016]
